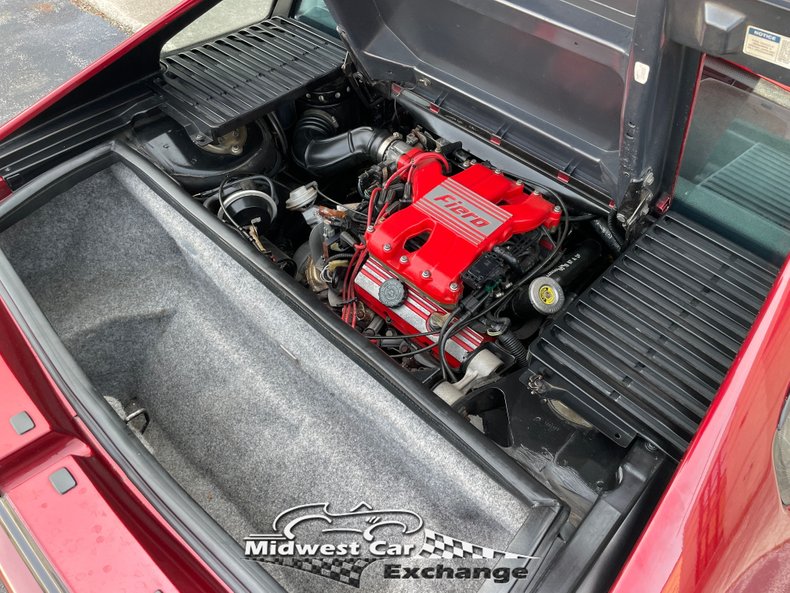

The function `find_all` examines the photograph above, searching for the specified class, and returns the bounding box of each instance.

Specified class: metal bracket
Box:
[124,408,150,435]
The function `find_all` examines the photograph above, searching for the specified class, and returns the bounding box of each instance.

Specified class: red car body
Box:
[0,2,789,592]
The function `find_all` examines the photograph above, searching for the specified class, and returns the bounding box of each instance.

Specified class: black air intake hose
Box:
[293,110,390,176]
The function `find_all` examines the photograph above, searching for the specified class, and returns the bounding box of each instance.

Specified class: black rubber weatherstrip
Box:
[0,141,567,589]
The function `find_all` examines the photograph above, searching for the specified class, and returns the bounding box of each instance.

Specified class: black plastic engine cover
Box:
[526,212,779,460]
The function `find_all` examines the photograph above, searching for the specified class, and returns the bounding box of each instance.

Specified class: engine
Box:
[165,106,601,386]
[354,148,561,367]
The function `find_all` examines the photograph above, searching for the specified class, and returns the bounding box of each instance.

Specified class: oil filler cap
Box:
[528,276,565,315]
[379,278,407,308]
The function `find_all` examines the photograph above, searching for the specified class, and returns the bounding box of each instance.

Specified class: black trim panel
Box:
[153,17,346,144]
[528,213,779,459]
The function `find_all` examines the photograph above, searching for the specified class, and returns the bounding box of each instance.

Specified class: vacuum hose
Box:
[591,210,624,254]
[497,331,530,366]
[293,110,390,176]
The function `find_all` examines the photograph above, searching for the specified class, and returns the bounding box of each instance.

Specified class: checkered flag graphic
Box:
[419,529,538,560]
[257,557,376,588]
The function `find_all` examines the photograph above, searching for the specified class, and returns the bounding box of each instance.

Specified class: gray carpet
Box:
[0,165,540,592]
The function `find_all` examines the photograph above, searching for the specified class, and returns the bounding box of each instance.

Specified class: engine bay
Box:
[123,25,781,466]
[0,10,786,593]
[136,71,614,397]
[133,92,620,425]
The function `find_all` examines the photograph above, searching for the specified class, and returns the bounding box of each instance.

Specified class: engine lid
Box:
[324,0,696,209]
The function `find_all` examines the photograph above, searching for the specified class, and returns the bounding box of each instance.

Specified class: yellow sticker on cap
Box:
[539,285,556,305]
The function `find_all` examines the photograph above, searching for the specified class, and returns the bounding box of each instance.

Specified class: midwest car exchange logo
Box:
[244,502,537,588]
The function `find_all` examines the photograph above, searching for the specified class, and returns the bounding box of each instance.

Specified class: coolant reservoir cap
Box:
[528,276,565,314]
[379,278,407,308]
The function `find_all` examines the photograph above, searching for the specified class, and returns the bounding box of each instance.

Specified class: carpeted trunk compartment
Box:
[0,165,553,592]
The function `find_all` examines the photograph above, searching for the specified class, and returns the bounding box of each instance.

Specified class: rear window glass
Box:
[673,69,790,264]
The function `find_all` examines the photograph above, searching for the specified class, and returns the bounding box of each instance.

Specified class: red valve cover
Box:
[364,152,562,306]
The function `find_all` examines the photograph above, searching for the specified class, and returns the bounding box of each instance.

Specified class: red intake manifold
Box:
[364,150,561,305]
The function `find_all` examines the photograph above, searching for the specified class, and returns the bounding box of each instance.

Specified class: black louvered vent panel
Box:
[527,213,779,459]
[154,17,346,143]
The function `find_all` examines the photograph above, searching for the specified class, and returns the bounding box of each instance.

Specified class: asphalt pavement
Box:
[0,0,128,124]
[0,0,275,126]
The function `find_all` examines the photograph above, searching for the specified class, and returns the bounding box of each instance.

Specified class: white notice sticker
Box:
[743,25,790,70]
